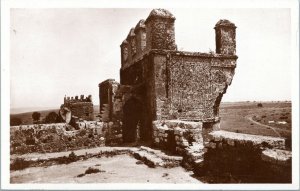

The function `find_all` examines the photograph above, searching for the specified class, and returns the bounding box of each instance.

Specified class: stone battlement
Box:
[64,94,92,104]
[62,94,94,121]
[120,9,237,70]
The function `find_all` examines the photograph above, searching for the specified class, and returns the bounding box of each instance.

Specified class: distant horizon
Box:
[10,100,292,114]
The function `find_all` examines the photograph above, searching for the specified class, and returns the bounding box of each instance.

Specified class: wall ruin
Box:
[62,95,94,121]
[99,9,237,144]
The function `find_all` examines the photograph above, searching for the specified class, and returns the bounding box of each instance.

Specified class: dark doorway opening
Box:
[166,130,176,154]
[122,98,142,143]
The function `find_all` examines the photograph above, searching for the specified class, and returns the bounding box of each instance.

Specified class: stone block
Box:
[182,141,189,147]
[227,139,235,146]
[214,135,222,142]
[210,142,217,149]
[108,122,114,128]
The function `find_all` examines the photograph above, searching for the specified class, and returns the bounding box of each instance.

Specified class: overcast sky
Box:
[10,8,291,109]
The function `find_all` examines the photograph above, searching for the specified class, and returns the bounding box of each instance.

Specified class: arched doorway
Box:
[122,97,142,143]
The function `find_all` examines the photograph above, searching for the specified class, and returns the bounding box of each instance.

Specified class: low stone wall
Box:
[10,120,123,154]
[194,130,291,183]
[152,120,203,154]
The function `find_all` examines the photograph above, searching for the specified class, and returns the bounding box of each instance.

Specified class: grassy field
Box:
[11,101,291,138]
[220,101,291,138]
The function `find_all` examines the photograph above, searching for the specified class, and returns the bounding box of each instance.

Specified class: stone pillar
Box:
[120,40,129,68]
[215,19,237,55]
[145,9,177,51]
[99,79,119,122]
[127,28,136,61]
[134,19,146,57]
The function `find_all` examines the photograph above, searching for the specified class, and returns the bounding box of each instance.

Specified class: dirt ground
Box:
[10,154,201,184]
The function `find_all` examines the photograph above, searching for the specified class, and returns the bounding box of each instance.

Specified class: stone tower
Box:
[145,9,177,51]
[100,9,238,143]
[215,19,237,55]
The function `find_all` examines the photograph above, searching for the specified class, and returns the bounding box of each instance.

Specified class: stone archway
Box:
[122,97,143,143]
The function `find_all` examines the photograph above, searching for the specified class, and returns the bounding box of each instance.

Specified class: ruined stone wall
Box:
[10,122,105,154]
[152,120,203,154]
[68,102,94,121]
[10,120,124,154]
[119,54,156,141]
[63,95,94,121]
[102,9,238,143]
[99,79,119,122]
[153,52,236,121]
[118,9,237,125]
[194,130,291,183]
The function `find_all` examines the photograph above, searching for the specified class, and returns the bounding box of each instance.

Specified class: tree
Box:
[44,112,59,124]
[10,117,22,126]
[32,112,41,122]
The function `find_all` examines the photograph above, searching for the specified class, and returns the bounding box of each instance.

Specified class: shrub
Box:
[10,117,22,126]
[68,151,77,161]
[11,158,30,170]
[44,112,59,124]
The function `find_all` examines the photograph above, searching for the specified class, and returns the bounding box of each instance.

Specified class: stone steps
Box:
[181,143,206,171]
[132,146,183,168]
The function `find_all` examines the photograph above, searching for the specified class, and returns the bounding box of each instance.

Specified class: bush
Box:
[10,117,22,126]
[257,103,263,107]
[68,151,77,161]
[44,112,59,124]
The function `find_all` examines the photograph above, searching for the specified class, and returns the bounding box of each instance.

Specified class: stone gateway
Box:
[99,9,237,144]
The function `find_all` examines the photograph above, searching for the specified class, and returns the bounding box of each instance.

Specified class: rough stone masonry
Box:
[62,94,94,121]
[99,9,237,144]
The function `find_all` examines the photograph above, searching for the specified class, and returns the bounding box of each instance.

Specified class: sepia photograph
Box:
[1,0,299,190]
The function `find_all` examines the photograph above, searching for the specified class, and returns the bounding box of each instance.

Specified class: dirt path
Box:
[11,154,202,184]
[245,115,282,137]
